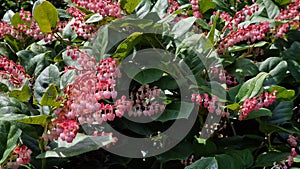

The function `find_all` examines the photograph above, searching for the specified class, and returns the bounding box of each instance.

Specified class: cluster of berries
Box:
[6,145,32,169]
[239,90,277,120]
[0,56,29,88]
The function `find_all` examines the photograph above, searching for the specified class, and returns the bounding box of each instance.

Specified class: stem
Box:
[39,137,47,169]
[160,161,164,169]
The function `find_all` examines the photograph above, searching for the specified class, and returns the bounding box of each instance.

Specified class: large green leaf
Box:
[254,151,290,167]
[120,0,142,14]
[36,133,114,158]
[283,42,300,62]
[266,60,287,85]
[207,11,219,44]
[60,69,76,90]
[287,60,300,82]
[11,12,30,28]
[135,0,152,18]
[199,0,216,13]
[40,84,60,107]
[215,154,243,169]
[151,101,195,122]
[15,115,51,127]
[9,84,31,102]
[225,149,253,168]
[150,0,168,18]
[171,17,197,39]
[262,0,280,19]
[18,51,48,76]
[34,65,60,103]
[112,32,143,61]
[0,95,29,120]
[156,141,193,161]
[85,13,103,23]
[185,157,218,169]
[132,68,164,85]
[0,122,22,164]
[268,85,295,101]
[245,108,272,120]
[265,101,293,124]
[235,72,269,102]
[33,1,58,33]
[228,41,268,53]
[227,58,259,77]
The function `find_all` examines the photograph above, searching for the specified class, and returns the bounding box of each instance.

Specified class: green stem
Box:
[39,138,47,169]
[160,161,164,169]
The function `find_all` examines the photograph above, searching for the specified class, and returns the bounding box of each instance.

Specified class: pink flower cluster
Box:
[210,66,238,88]
[274,0,300,38]
[274,135,299,168]
[181,155,195,167]
[0,8,55,42]
[190,0,202,18]
[218,21,270,54]
[65,7,99,39]
[275,0,300,21]
[220,5,259,30]
[239,90,277,120]
[191,93,228,117]
[71,0,121,18]
[128,85,165,117]
[42,108,79,143]
[0,56,29,88]
[167,0,180,14]
[6,145,32,169]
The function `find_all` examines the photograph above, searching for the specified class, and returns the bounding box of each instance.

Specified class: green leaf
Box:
[274,0,290,5]
[185,157,218,169]
[85,13,103,23]
[245,108,272,120]
[62,18,77,41]
[0,95,29,120]
[112,32,143,61]
[2,10,15,24]
[265,60,288,85]
[172,17,197,39]
[152,76,183,90]
[207,11,219,43]
[120,0,142,14]
[40,84,60,107]
[15,115,51,127]
[60,69,76,90]
[268,85,295,101]
[135,0,152,18]
[33,1,58,33]
[34,65,60,103]
[254,151,290,167]
[262,0,280,19]
[18,51,47,76]
[287,60,300,82]
[199,0,216,13]
[4,35,24,52]
[132,68,164,85]
[227,58,259,77]
[216,154,244,169]
[226,103,240,111]
[11,12,30,28]
[36,133,114,158]
[228,41,268,53]
[226,149,253,168]
[195,18,211,30]
[9,84,31,102]
[212,0,235,15]
[0,122,22,164]
[152,101,195,122]
[151,0,168,18]
[265,101,293,124]
[157,141,193,161]
[283,42,300,62]
[235,72,269,102]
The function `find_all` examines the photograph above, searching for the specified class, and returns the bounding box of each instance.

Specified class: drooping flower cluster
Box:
[209,66,238,88]
[71,0,122,18]
[181,155,195,167]
[6,145,32,169]
[0,8,56,42]
[190,0,202,18]
[0,56,29,88]
[167,0,180,14]
[274,0,300,38]
[220,5,259,30]
[218,21,270,54]
[65,7,99,39]
[191,93,228,117]
[239,90,277,120]
[127,85,166,117]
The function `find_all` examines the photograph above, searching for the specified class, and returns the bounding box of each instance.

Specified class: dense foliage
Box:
[0,0,299,168]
